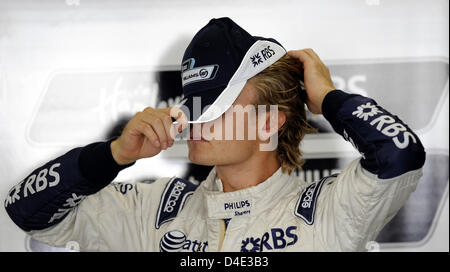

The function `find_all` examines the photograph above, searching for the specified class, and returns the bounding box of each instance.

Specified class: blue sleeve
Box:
[321,90,426,179]
[4,138,135,231]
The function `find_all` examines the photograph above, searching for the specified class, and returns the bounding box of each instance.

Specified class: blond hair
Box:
[251,54,315,174]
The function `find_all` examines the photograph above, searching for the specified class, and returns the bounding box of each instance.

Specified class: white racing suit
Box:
[4,90,426,251]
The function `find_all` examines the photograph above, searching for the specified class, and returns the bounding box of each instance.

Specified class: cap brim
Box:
[177,80,247,124]
[177,40,286,124]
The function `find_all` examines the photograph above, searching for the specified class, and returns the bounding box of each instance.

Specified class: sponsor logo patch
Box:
[222,199,251,216]
[240,226,298,252]
[352,102,383,121]
[155,177,198,229]
[351,102,418,149]
[4,163,61,208]
[112,182,134,195]
[181,58,219,87]
[295,174,337,225]
[224,200,250,211]
[250,45,276,67]
[160,230,208,252]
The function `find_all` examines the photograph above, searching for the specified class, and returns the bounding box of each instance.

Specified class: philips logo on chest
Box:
[224,200,251,216]
[224,200,250,210]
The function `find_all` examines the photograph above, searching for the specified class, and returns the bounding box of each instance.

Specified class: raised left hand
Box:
[287,48,336,114]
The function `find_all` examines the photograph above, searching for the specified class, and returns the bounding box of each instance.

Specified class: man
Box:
[4,17,425,251]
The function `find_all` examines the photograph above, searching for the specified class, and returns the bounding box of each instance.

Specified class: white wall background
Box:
[0,0,448,251]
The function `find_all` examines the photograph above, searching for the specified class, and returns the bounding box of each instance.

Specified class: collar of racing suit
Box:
[200,166,297,219]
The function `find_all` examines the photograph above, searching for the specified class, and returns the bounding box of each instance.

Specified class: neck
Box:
[216,151,280,192]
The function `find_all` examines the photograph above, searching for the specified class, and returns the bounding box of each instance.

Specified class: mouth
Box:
[189,129,209,142]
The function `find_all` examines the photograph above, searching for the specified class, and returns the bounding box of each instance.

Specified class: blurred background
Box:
[0,0,448,252]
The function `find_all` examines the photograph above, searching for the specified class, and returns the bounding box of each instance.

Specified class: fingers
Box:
[131,106,189,151]
[135,120,160,148]
[137,107,184,150]
[287,49,312,66]
[168,106,189,133]
[159,114,174,147]
[141,111,168,148]
[287,48,323,66]
[304,48,322,62]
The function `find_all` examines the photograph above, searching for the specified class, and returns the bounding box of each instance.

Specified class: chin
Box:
[187,145,215,166]
[188,151,216,166]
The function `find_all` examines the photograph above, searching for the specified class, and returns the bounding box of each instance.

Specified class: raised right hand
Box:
[110,107,188,165]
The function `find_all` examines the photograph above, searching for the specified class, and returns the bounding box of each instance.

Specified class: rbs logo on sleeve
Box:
[5,163,61,207]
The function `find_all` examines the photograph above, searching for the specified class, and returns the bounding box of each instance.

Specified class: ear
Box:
[263,109,286,137]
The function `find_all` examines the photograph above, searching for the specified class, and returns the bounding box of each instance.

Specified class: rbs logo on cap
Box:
[250,45,276,67]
